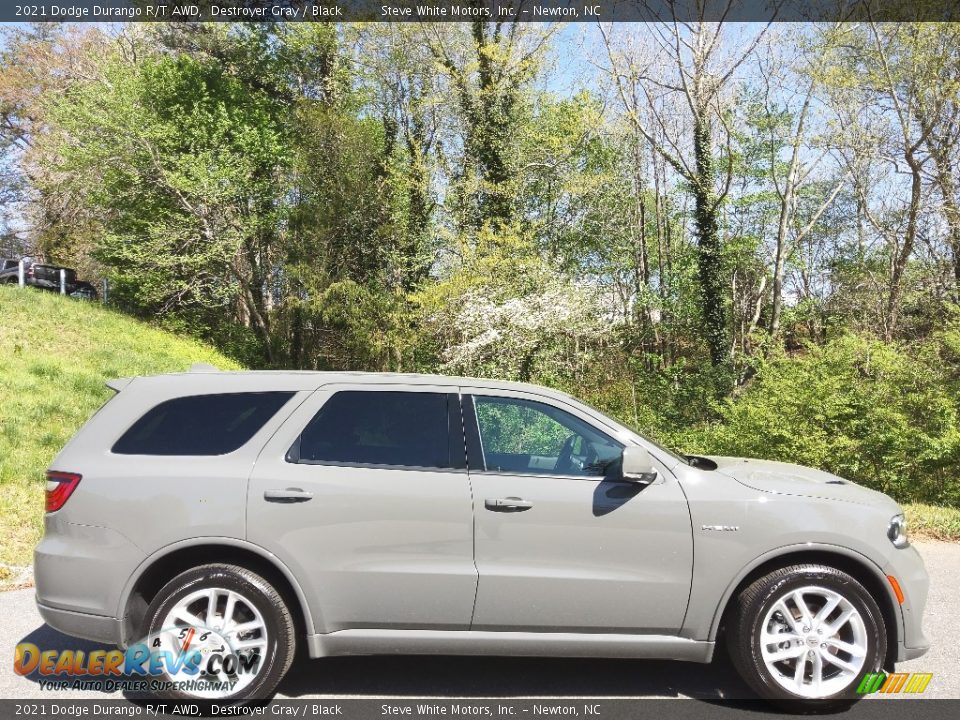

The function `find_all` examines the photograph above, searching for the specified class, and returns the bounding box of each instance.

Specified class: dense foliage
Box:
[2,22,960,509]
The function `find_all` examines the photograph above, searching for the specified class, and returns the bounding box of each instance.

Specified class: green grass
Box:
[905,503,960,542]
[0,286,241,567]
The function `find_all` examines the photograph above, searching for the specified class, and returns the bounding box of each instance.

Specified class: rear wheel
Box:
[141,563,295,702]
[728,564,886,709]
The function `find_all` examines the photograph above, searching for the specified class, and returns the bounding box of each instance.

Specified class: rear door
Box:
[247,383,478,633]
[463,388,693,634]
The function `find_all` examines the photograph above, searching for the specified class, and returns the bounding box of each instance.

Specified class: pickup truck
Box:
[0,259,98,299]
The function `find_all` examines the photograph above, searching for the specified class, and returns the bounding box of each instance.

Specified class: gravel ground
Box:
[1,541,956,702]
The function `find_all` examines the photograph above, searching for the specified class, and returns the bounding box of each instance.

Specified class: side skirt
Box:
[305,630,714,663]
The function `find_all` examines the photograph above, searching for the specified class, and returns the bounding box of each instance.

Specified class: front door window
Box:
[473,396,622,477]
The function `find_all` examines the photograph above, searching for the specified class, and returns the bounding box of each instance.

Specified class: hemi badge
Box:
[701,524,740,532]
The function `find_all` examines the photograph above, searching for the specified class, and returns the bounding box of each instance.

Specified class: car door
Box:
[247,383,478,633]
[463,388,693,634]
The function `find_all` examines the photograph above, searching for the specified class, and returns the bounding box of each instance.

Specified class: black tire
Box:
[141,563,295,703]
[727,564,886,710]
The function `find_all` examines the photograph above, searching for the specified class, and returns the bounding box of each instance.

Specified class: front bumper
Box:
[884,544,930,661]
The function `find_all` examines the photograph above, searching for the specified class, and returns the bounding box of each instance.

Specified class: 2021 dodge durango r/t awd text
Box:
[35,370,929,706]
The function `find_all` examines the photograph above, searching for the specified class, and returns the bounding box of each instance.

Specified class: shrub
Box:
[691,334,960,506]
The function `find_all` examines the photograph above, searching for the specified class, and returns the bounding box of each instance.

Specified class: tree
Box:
[821,23,955,339]
[599,16,769,365]
[422,17,555,233]
[48,51,289,361]
[755,30,846,339]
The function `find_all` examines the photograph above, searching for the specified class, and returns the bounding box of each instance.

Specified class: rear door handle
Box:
[264,488,313,503]
[485,497,533,512]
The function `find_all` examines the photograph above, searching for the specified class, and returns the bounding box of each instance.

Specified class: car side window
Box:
[290,390,457,470]
[112,392,295,456]
[472,396,623,477]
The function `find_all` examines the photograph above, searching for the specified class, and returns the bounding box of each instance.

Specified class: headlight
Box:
[887,513,909,548]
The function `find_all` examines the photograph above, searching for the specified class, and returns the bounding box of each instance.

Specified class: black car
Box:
[0,259,98,300]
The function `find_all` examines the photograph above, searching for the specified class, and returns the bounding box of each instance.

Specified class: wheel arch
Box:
[118,538,316,647]
[708,544,901,668]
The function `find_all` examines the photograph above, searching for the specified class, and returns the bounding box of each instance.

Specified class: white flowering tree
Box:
[419,231,617,382]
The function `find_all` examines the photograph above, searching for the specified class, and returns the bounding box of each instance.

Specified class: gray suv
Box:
[35,369,929,705]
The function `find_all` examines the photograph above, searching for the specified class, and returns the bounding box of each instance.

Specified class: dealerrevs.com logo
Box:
[856,672,933,694]
[14,625,262,696]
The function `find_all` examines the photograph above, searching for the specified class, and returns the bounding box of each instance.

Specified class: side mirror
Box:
[621,446,658,485]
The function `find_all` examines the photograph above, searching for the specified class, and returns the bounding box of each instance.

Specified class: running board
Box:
[306,629,714,663]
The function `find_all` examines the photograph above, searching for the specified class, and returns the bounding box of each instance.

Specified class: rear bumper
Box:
[36,600,122,646]
[34,518,144,623]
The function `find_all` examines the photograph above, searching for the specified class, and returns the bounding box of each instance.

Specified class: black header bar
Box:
[3,1,959,24]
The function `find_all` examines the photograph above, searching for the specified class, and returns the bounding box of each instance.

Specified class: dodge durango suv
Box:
[35,369,929,706]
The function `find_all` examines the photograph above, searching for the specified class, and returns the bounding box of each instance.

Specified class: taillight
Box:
[45,471,81,512]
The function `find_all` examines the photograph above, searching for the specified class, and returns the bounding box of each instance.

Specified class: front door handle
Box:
[264,488,313,503]
[485,497,533,512]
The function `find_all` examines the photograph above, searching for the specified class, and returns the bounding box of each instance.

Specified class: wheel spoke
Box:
[774,600,802,633]
[810,652,823,693]
[206,589,219,624]
[763,645,804,663]
[223,591,238,629]
[825,637,865,656]
[793,653,807,687]
[813,595,841,625]
[791,591,814,627]
[228,620,263,635]
[820,649,861,674]
[824,606,856,635]
[172,609,203,627]
[762,629,801,645]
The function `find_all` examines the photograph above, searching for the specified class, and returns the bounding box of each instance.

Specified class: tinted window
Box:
[113,392,294,456]
[473,396,622,477]
[293,391,453,469]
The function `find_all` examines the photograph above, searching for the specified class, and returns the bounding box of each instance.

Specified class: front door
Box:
[463,389,693,634]
[247,384,477,633]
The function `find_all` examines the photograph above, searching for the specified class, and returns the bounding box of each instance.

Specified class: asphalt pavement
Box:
[1,541,956,702]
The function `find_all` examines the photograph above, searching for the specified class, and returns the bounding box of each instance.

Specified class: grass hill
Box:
[0,286,242,571]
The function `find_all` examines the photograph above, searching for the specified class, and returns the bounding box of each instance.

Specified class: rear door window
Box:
[112,392,294,456]
[290,391,458,469]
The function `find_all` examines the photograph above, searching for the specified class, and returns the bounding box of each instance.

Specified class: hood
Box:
[707,456,899,510]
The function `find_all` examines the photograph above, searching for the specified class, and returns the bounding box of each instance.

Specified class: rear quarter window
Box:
[112,391,294,456]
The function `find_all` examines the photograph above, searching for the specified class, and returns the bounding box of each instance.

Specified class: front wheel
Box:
[728,564,886,709]
[141,563,295,702]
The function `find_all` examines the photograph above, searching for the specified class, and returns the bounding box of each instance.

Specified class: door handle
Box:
[485,497,533,512]
[264,488,313,503]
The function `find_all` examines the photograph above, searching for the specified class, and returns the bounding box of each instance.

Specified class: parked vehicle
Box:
[1,258,98,299]
[35,369,929,706]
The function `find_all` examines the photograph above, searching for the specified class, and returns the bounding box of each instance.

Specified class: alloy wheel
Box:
[759,584,868,698]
